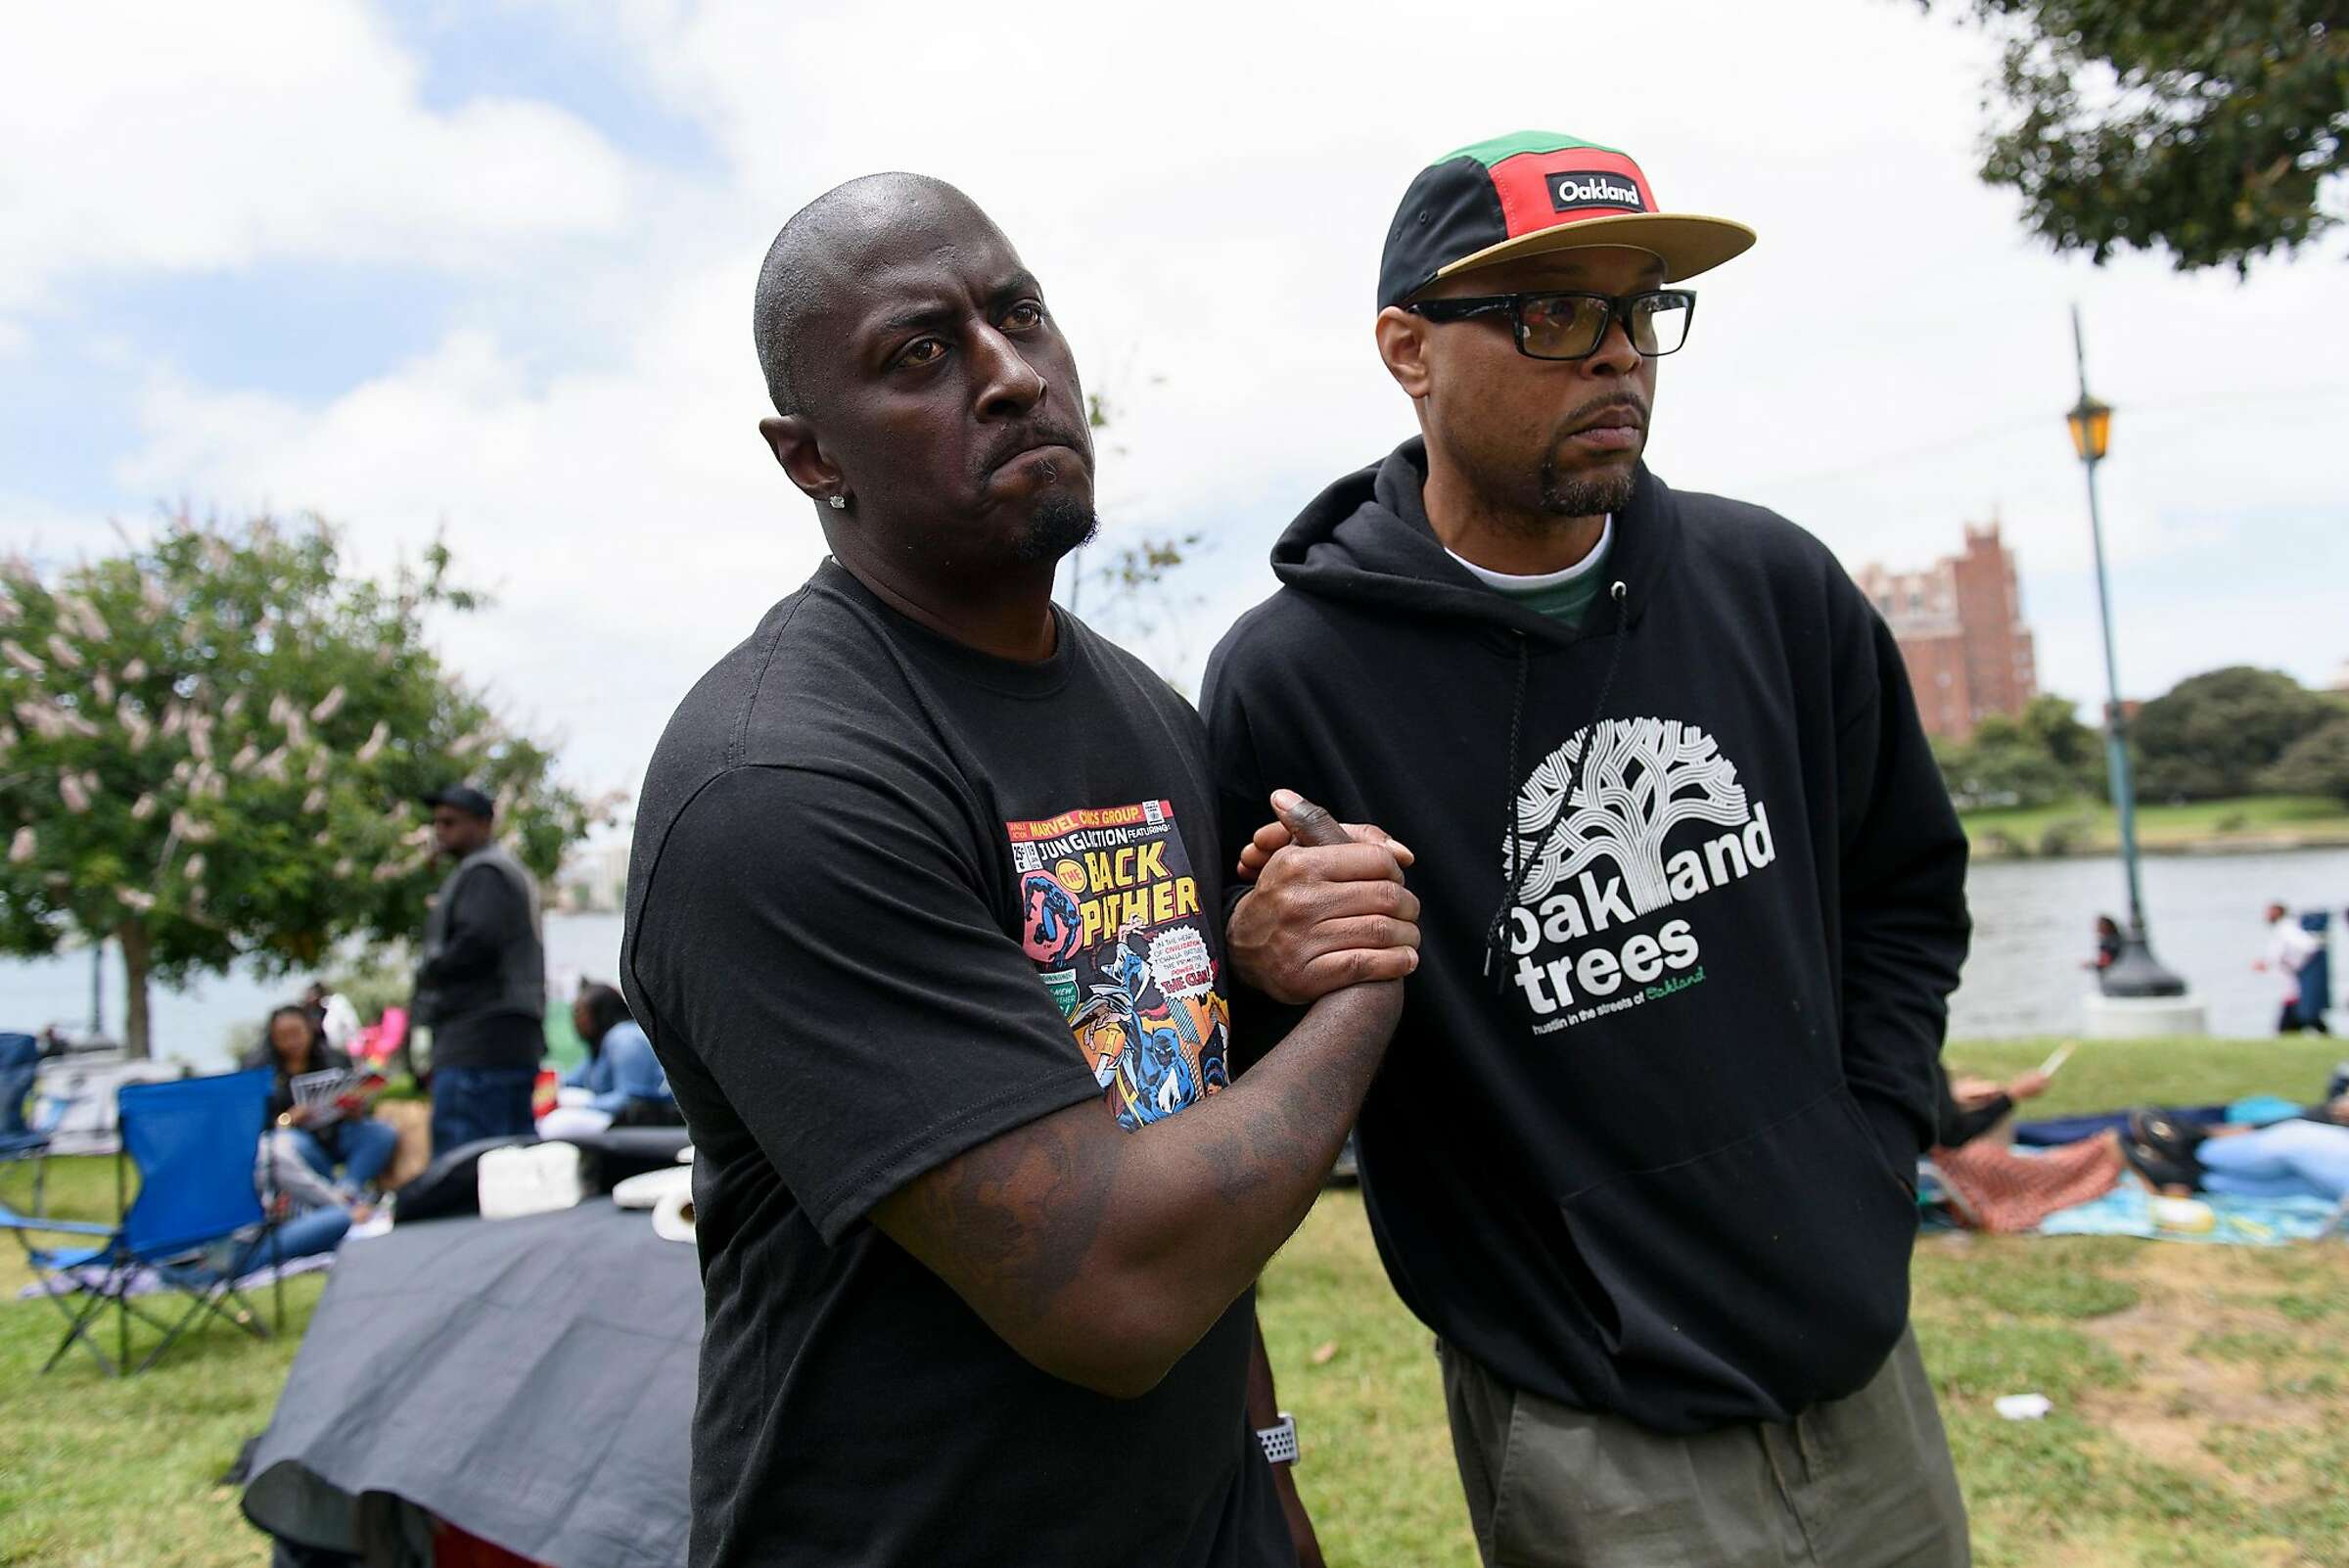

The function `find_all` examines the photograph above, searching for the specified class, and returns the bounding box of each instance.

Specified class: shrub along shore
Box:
[1960,795,2349,859]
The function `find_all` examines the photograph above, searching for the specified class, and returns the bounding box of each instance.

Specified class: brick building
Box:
[1853,522,2038,742]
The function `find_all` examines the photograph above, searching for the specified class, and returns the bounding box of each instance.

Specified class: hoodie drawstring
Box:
[1484,580,1631,991]
[1484,632,1533,978]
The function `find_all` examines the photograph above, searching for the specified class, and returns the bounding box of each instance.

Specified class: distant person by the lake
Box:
[2088,913,2122,992]
[2259,901,2329,1036]
[413,784,547,1153]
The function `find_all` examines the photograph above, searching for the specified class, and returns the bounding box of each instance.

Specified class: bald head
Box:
[750,175,1095,598]
[753,173,994,419]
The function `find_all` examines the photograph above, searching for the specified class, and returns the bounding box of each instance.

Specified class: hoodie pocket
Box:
[1555,1086,1917,1424]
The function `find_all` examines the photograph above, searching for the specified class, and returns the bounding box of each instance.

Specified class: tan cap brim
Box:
[1432,211,1757,288]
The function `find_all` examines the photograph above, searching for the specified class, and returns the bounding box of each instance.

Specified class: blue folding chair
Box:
[1,1032,73,1217]
[1,1067,283,1376]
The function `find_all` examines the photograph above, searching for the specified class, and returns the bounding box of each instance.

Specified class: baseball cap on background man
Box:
[1377,131,1756,309]
[423,784,496,819]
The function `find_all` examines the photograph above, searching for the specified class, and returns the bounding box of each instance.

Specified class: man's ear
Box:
[759,415,843,505]
[1374,306,1434,400]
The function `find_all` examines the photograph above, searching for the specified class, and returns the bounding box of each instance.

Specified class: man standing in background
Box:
[2262,901,2328,1036]
[413,784,546,1153]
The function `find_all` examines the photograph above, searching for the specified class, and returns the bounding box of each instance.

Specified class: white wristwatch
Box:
[1256,1412,1298,1467]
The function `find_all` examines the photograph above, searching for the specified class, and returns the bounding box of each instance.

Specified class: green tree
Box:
[2260,713,2349,803]
[1917,1,2348,273]
[2017,692,2102,784]
[0,514,609,1058]
[1937,719,2078,809]
[2132,665,2334,801]
[1933,692,2103,807]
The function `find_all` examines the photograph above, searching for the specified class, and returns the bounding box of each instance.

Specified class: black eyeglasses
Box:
[1405,289,1697,361]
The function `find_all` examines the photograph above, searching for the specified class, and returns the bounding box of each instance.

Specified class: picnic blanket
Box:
[2038,1186,2348,1246]
[242,1200,697,1568]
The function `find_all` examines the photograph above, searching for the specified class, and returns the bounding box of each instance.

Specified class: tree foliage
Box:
[1936,693,2105,808]
[2259,713,2349,803]
[1921,0,2349,273]
[0,514,610,1056]
[2132,664,2337,800]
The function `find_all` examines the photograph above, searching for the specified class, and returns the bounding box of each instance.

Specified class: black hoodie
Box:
[1202,440,1968,1435]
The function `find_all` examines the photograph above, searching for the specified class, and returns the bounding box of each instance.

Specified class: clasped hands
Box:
[1228,790,1421,1005]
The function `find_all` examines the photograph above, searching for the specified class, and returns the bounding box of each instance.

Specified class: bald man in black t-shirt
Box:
[625,174,1421,1568]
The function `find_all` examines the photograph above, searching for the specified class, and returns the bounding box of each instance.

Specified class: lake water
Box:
[6,852,2345,1065]
[6,913,627,1069]
[1948,847,2347,1041]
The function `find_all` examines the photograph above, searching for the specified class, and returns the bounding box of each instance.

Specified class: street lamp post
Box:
[2066,304,2186,999]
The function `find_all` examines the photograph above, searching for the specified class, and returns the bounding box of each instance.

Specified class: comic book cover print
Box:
[1007,799,1230,1131]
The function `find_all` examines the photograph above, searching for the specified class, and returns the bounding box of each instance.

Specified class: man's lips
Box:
[1565,406,1646,451]
[987,438,1085,477]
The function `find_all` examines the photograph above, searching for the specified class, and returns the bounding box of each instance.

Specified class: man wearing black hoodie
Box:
[1203,133,1971,1565]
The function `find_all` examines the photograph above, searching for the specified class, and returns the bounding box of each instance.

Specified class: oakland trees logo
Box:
[1500,717,1777,1030]
[1512,717,1748,914]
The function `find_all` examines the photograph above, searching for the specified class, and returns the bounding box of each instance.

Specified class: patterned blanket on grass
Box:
[2039,1187,2348,1246]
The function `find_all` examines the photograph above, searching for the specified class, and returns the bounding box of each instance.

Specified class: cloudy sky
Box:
[7,0,2345,825]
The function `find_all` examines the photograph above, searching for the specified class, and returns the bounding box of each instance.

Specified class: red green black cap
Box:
[1377,131,1755,309]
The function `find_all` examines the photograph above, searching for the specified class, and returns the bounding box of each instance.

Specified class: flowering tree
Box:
[0,513,610,1057]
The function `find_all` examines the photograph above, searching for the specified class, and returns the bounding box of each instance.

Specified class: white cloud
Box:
[13,0,2347,808]
[0,0,631,314]
[116,270,818,800]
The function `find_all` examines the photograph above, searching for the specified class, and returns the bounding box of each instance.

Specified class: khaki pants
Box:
[1439,1328,1969,1567]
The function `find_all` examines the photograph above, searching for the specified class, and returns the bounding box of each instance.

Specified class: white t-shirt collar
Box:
[1444,516,1614,593]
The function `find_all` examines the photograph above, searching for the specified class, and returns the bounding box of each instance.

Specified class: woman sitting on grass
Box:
[536,983,679,1141]
[242,1004,399,1201]
[1930,1065,2131,1232]
[220,1131,376,1275]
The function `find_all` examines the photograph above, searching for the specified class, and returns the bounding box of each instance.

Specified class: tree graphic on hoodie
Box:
[1509,718,1750,916]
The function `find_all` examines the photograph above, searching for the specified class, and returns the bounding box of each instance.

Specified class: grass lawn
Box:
[1961,794,2349,858]
[0,1155,329,1568]
[7,1037,2347,1566]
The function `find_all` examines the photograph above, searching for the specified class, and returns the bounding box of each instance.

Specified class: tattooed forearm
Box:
[873,955,1402,1397]
[886,1097,1126,1333]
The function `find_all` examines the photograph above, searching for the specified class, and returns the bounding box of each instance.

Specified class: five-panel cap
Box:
[1377,131,1756,308]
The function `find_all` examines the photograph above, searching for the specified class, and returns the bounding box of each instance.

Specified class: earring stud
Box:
[827,495,847,511]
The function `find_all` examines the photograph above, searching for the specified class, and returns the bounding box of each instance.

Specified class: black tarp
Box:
[243,1201,700,1568]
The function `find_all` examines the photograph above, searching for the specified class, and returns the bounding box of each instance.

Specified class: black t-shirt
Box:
[624,561,1292,1568]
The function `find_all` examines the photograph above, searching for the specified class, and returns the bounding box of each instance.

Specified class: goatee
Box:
[1538,460,1637,520]
[1013,491,1100,564]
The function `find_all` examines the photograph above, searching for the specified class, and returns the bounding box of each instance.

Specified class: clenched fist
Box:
[1228,790,1420,1005]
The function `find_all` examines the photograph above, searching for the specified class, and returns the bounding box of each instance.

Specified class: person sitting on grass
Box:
[537,983,679,1141]
[242,1004,398,1201]
[1930,1064,2130,1232]
[2127,1094,2349,1205]
[215,1122,376,1278]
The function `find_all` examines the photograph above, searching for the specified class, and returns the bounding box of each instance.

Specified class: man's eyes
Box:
[890,302,1046,369]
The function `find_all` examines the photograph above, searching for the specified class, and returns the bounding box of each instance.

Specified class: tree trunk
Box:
[118,918,153,1060]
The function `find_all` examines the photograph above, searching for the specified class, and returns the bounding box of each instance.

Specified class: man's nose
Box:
[1582,309,1643,377]
[970,324,1047,419]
